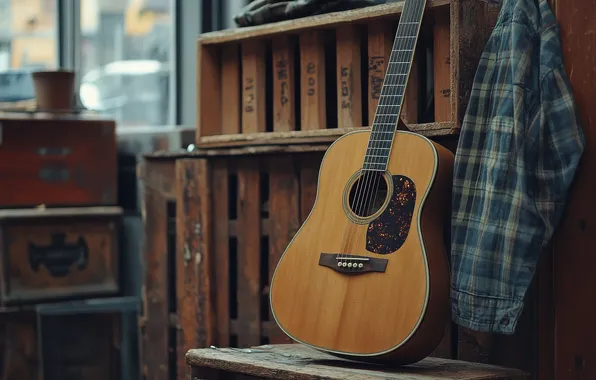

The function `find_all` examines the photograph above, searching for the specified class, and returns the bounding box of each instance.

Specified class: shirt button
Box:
[500,316,510,326]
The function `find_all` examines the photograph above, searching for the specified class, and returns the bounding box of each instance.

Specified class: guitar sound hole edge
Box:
[343,169,393,225]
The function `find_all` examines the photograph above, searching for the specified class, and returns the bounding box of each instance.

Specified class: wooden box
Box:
[0,207,122,304]
[0,116,117,208]
[196,0,495,147]
[186,344,529,380]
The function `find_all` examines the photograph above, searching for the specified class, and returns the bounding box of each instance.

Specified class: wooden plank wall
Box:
[550,0,596,379]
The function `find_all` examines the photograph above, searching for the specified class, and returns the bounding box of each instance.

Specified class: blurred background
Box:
[0,0,248,127]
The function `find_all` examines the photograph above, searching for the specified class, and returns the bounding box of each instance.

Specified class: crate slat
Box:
[175,159,216,379]
[236,161,263,347]
[451,0,492,127]
[272,36,297,132]
[221,45,242,134]
[300,31,327,130]
[268,157,300,344]
[196,122,455,150]
[198,45,221,137]
[142,161,176,380]
[367,22,394,126]
[336,25,363,128]
[213,162,231,346]
[242,41,267,134]
[433,11,451,122]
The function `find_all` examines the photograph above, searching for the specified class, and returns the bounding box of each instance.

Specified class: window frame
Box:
[57,0,248,127]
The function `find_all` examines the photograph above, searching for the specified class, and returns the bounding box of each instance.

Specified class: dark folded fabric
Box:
[234,0,387,27]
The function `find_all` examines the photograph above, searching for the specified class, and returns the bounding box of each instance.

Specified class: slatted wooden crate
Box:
[181,149,552,379]
[139,154,212,380]
[196,0,494,147]
[206,153,323,348]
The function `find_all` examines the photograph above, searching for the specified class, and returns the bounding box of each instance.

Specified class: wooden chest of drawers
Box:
[0,206,122,305]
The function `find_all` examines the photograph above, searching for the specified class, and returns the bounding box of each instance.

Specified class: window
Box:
[0,0,58,70]
[78,0,173,127]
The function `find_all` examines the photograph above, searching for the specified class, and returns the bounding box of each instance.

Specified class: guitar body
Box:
[269,128,454,365]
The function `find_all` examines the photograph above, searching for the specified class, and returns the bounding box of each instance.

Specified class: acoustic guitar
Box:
[269,0,454,365]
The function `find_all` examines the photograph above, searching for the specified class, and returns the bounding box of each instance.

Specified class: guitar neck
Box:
[363,0,426,171]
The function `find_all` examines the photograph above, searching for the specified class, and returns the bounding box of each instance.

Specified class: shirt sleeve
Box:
[532,66,585,242]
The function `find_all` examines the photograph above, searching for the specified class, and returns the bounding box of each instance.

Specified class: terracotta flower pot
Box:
[31,70,75,112]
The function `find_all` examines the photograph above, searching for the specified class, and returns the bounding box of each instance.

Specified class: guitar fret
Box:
[361,0,425,171]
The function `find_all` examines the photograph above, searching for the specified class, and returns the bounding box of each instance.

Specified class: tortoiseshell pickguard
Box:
[366,175,416,254]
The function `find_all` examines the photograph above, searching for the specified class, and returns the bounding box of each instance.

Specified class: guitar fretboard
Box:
[363,0,426,171]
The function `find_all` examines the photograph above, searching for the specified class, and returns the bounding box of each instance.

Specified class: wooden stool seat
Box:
[186,344,529,379]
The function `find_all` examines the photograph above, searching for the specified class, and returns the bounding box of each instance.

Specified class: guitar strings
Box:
[339,0,425,261]
[342,0,422,253]
[353,0,424,219]
[361,0,424,219]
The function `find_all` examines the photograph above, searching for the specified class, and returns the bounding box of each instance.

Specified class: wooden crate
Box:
[205,153,323,349]
[0,207,122,305]
[171,147,552,380]
[0,116,117,208]
[196,0,493,147]
[139,155,212,380]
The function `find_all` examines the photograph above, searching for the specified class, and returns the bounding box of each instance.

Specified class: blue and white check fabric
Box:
[450,0,585,334]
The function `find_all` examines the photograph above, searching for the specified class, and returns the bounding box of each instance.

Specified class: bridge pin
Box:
[347,263,352,268]
[358,263,364,268]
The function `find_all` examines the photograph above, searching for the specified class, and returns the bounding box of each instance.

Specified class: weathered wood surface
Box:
[196,123,456,149]
[336,25,362,128]
[450,0,494,128]
[550,0,596,379]
[272,36,297,132]
[221,44,241,135]
[140,159,177,380]
[175,159,216,379]
[187,344,529,380]
[236,160,263,347]
[1,209,120,304]
[299,30,327,131]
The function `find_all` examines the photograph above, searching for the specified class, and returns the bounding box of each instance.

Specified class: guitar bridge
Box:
[318,253,388,274]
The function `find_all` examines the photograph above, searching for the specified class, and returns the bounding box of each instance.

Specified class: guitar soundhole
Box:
[347,170,389,218]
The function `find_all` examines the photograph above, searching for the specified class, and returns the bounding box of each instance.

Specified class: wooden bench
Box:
[186,344,529,379]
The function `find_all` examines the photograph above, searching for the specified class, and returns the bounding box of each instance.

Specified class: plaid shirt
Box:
[450,0,585,334]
